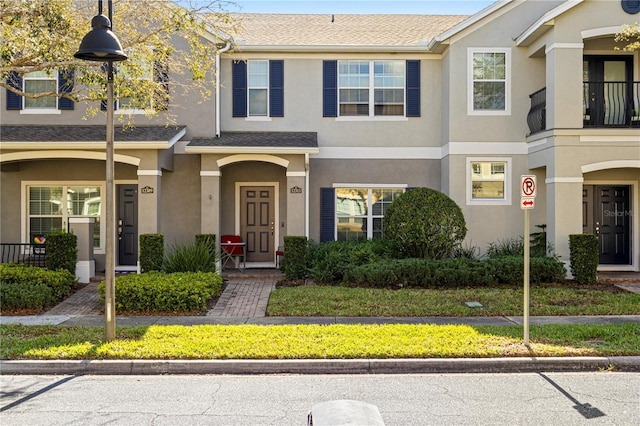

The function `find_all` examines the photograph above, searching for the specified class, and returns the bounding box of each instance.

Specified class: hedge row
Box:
[0,264,76,311]
[342,256,566,288]
[99,272,223,313]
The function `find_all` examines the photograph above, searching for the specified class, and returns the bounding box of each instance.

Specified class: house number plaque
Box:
[141,186,154,194]
[290,186,302,194]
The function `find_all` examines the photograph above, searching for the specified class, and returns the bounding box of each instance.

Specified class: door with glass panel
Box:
[583,56,633,126]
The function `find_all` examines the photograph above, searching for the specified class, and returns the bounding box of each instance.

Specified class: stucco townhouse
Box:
[1,0,639,281]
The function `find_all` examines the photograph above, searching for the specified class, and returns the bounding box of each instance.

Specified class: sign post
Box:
[520,175,536,347]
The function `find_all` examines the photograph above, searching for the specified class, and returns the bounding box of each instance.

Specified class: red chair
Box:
[220,235,246,270]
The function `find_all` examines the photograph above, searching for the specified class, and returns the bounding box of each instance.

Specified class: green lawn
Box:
[267,283,640,317]
[1,323,638,360]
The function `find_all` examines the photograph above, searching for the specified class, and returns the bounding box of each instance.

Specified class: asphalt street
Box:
[1,372,638,425]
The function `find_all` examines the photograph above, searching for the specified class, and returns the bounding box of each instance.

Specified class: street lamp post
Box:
[74,0,127,341]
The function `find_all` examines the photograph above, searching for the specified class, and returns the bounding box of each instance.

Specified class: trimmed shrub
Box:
[342,256,566,288]
[308,239,399,283]
[140,233,164,273]
[569,234,599,284]
[44,231,77,274]
[99,272,223,313]
[0,264,75,311]
[282,236,309,280]
[383,188,467,259]
[195,234,216,258]
[163,241,217,273]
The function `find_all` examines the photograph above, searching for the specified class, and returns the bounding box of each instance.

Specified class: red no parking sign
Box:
[521,175,537,197]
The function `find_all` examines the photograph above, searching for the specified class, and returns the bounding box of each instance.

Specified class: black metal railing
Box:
[583,81,640,128]
[0,243,46,267]
[527,87,546,135]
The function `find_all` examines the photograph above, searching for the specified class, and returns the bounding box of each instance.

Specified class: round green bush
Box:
[383,188,467,259]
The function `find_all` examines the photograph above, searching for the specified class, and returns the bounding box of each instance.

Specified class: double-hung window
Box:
[338,60,405,117]
[333,186,405,241]
[468,48,510,115]
[27,185,102,249]
[23,71,57,109]
[466,158,511,205]
[118,60,154,112]
[5,69,74,112]
[232,60,284,118]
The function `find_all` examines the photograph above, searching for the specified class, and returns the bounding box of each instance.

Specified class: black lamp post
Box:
[74,0,127,341]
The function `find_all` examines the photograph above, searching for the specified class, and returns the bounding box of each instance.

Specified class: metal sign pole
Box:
[524,207,530,347]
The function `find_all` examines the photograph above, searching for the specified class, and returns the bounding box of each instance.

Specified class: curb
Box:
[2,356,639,375]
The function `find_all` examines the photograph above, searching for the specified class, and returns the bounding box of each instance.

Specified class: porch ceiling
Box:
[187,131,319,154]
[0,125,186,150]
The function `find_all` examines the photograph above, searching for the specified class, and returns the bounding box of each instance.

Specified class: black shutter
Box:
[320,187,336,242]
[269,60,284,117]
[58,69,74,110]
[232,60,247,117]
[322,60,337,117]
[6,72,22,110]
[406,60,420,117]
[154,60,169,111]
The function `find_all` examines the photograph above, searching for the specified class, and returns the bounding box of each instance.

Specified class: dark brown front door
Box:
[240,186,275,263]
[117,184,138,266]
[583,185,631,265]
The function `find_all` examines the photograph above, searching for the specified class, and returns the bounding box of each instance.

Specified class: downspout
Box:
[305,153,310,238]
[215,41,232,138]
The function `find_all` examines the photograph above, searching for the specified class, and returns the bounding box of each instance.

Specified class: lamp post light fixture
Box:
[74,0,127,341]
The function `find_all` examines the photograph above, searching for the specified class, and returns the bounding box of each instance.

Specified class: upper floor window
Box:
[24,71,57,109]
[468,48,510,115]
[118,61,153,112]
[338,60,405,117]
[5,69,74,113]
[232,60,284,118]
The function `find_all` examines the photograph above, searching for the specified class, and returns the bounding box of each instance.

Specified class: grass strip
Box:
[1,323,638,360]
[267,286,640,317]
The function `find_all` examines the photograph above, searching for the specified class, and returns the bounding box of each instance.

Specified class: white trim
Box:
[19,109,61,115]
[335,116,409,122]
[545,177,584,184]
[582,160,640,174]
[244,116,272,122]
[217,154,289,168]
[286,171,306,177]
[444,142,527,156]
[235,182,280,266]
[465,157,512,206]
[137,170,162,176]
[69,217,96,224]
[0,150,141,166]
[515,0,584,46]
[545,43,583,54]
[0,141,178,150]
[580,135,640,143]
[582,26,623,40]
[200,171,222,177]
[467,48,511,116]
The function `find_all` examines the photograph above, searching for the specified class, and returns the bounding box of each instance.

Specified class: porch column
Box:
[200,171,221,237]
[69,217,95,283]
[545,43,583,129]
[545,177,584,274]
[286,171,306,236]
[137,169,162,234]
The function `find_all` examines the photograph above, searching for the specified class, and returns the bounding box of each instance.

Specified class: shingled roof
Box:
[226,13,470,48]
[0,125,185,142]
[188,131,318,153]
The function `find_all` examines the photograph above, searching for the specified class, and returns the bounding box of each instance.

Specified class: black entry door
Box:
[583,56,633,126]
[117,184,138,266]
[583,185,631,265]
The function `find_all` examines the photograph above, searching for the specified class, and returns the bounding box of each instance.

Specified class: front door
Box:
[583,185,631,265]
[583,56,633,126]
[240,186,275,263]
[117,184,138,266]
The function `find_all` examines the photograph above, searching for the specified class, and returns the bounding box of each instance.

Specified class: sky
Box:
[191,0,497,15]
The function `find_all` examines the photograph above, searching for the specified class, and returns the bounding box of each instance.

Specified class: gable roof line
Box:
[516,0,584,47]
[427,0,514,51]
[231,45,437,53]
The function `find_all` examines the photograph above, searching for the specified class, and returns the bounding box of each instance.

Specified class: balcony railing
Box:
[527,87,546,135]
[584,81,640,128]
[527,82,640,135]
